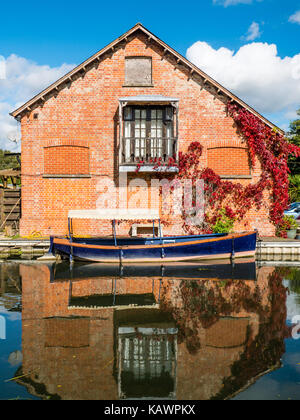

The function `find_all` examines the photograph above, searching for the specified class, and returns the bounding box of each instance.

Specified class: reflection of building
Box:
[19,264,170,400]
[115,309,177,399]
[18,262,287,400]
[161,266,287,400]
[0,263,22,312]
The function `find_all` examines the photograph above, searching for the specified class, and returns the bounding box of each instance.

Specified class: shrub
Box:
[276,215,298,237]
[289,175,300,203]
[212,209,235,234]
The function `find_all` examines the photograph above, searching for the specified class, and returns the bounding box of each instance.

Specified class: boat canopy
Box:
[68,208,160,220]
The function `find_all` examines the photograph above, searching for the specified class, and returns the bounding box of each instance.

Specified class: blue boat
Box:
[49,209,257,263]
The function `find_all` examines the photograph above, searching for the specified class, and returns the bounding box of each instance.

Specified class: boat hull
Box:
[50,232,257,263]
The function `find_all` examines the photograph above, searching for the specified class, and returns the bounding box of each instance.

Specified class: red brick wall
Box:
[19,31,275,236]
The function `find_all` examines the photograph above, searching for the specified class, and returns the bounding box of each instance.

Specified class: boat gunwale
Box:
[53,231,257,251]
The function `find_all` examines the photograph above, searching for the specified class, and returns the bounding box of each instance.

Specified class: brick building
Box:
[11,23,281,237]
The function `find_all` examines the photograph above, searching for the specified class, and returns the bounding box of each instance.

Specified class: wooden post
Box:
[159,219,165,259]
[0,188,3,230]
[119,101,128,166]
[113,220,117,247]
[171,102,179,162]
[119,102,123,166]
[68,218,73,263]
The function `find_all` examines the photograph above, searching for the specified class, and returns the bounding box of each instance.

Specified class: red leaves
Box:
[228,102,300,228]
[140,102,300,234]
[180,102,300,231]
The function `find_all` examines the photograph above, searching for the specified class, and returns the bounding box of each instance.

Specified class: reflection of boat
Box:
[50,259,257,282]
[50,209,257,263]
[51,259,257,311]
[68,278,160,309]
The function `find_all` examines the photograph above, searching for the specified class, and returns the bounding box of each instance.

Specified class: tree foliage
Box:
[289,174,300,202]
[0,149,20,171]
[288,109,300,175]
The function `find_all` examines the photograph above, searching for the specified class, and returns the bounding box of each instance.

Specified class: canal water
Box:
[0,260,299,400]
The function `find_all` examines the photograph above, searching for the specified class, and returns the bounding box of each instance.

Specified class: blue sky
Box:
[0,0,300,149]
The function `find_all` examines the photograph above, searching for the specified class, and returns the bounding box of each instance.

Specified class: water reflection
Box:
[0,264,22,313]
[1,260,299,400]
[0,264,29,400]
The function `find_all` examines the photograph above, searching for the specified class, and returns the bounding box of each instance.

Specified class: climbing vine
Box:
[136,102,300,235]
[227,102,300,229]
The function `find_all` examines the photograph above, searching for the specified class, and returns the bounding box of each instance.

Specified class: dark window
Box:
[122,106,175,163]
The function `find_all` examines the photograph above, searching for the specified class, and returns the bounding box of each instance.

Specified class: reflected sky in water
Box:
[0,261,299,400]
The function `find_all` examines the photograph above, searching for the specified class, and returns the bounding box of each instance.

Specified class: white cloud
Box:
[186,40,300,125]
[0,56,6,80]
[0,54,75,151]
[245,22,261,41]
[289,11,300,25]
[213,0,253,7]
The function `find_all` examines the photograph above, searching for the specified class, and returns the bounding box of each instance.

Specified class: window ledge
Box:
[220,175,252,179]
[43,174,91,179]
[119,165,179,173]
[122,84,154,88]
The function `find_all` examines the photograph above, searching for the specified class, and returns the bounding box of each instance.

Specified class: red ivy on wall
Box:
[227,102,300,226]
[137,102,300,234]
[178,103,300,233]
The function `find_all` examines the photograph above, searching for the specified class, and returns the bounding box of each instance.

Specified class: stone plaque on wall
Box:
[125,57,152,86]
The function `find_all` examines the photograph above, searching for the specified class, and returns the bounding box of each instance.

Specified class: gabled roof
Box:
[10,23,283,133]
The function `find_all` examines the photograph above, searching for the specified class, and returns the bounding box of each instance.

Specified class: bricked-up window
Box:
[44,145,90,176]
[44,318,90,348]
[207,147,251,176]
[124,57,152,86]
